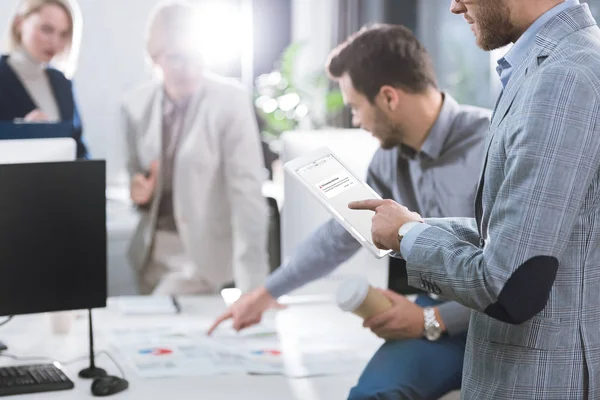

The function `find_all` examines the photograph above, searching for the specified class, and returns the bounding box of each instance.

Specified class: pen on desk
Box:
[171,295,181,314]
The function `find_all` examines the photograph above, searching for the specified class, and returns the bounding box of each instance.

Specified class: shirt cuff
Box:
[400,223,431,259]
[436,301,471,336]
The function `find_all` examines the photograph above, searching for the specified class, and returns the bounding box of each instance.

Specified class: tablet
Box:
[284,147,391,259]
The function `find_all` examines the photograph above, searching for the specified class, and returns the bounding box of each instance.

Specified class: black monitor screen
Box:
[0,160,106,316]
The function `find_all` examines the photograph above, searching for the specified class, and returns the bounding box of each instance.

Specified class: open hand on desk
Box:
[207,287,285,335]
[130,161,158,206]
[363,289,442,340]
[23,109,50,122]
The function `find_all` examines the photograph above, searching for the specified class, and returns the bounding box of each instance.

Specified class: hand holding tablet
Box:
[284,147,392,258]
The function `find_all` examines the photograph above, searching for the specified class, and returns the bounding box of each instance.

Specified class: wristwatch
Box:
[423,307,443,341]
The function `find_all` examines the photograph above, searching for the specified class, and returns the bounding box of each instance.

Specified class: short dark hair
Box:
[326,24,437,103]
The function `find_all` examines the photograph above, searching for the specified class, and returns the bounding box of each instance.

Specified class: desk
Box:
[0,296,383,400]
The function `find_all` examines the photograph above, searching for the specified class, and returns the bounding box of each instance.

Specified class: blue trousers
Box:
[347,295,467,400]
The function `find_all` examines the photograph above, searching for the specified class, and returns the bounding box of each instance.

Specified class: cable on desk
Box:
[0,350,126,379]
[96,351,126,379]
[0,316,13,328]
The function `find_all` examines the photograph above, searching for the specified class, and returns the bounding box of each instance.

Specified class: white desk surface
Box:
[0,296,383,400]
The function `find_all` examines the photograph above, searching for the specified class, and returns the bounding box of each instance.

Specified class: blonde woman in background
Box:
[0,0,88,158]
[122,1,269,296]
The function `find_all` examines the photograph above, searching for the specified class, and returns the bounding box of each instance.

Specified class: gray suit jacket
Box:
[403,5,600,399]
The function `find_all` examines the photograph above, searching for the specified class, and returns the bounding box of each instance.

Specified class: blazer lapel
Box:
[150,88,164,180]
[177,84,207,148]
[46,70,71,121]
[474,2,597,237]
[490,2,598,132]
[0,56,37,116]
[490,52,535,130]
[475,50,536,235]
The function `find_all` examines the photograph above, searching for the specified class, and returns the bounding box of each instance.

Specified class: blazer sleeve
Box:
[220,88,269,292]
[121,103,142,179]
[70,83,89,159]
[421,217,480,247]
[404,66,600,324]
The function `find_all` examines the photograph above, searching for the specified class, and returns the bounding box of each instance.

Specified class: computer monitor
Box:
[280,129,388,295]
[0,138,76,164]
[0,160,107,317]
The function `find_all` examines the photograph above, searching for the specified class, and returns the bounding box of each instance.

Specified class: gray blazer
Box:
[122,73,269,293]
[403,5,600,399]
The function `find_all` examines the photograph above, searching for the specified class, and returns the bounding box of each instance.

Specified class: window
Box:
[417,1,495,109]
[582,0,600,20]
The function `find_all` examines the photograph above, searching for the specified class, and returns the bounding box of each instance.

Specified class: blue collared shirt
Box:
[496,0,579,88]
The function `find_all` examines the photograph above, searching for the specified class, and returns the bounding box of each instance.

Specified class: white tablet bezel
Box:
[284,147,392,259]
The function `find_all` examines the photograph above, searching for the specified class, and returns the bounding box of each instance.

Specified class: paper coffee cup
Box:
[48,311,73,335]
[336,277,392,319]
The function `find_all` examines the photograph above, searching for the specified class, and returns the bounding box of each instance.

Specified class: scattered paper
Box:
[109,326,369,379]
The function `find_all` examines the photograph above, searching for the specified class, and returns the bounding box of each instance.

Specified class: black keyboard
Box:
[0,363,74,397]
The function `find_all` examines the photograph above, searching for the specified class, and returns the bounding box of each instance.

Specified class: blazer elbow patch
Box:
[484,256,558,324]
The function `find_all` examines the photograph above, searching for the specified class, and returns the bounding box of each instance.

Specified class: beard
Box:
[373,108,404,150]
[474,0,515,51]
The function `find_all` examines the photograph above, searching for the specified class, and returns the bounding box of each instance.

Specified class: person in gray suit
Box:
[351,1,600,398]
[210,24,491,399]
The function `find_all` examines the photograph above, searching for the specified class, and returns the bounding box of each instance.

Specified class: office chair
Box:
[219,196,281,291]
[387,257,425,295]
[266,196,281,273]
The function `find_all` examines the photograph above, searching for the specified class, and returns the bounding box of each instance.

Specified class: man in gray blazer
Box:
[211,24,490,399]
[351,1,600,398]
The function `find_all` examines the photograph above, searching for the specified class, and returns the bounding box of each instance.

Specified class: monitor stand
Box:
[0,340,7,352]
[78,310,106,379]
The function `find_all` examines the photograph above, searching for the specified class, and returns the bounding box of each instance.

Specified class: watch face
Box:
[425,326,442,341]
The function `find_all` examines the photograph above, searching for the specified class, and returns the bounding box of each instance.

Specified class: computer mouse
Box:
[91,375,129,397]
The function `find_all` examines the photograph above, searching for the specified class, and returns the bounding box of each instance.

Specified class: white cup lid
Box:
[336,276,370,312]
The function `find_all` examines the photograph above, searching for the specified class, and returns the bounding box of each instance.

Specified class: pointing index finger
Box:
[348,199,385,211]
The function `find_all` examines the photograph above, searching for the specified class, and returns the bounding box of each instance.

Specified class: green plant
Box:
[254,42,345,142]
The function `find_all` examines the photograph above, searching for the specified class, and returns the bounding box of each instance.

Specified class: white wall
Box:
[0,0,243,185]
[0,0,157,183]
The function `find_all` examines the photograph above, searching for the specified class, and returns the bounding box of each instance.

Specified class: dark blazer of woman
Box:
[0,55,88,159]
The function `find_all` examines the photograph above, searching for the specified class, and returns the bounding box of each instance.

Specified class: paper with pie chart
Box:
[110,326,366,378]
[123,342,248,378]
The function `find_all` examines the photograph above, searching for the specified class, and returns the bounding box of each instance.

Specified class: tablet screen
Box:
[296,154,377,245]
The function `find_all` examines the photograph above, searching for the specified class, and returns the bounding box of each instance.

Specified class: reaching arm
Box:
[265,218,362,298]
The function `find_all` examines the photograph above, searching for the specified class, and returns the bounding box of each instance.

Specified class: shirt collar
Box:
[399,93,459,161]
[162,91,190,118]
[498,0,579,81]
